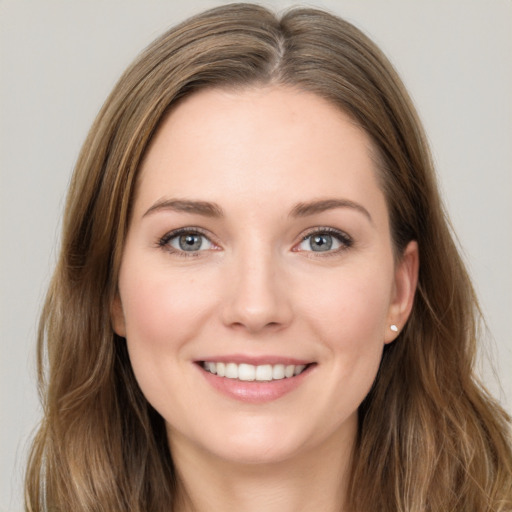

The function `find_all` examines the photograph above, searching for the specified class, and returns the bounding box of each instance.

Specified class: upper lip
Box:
[195,354,313,366]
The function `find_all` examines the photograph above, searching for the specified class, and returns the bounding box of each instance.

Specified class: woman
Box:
[25,3,512,511]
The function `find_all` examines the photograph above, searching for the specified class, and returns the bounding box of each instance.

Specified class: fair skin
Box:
[112,86,418,512]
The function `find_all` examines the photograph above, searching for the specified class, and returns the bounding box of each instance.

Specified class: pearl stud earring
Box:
[390,324,398,332]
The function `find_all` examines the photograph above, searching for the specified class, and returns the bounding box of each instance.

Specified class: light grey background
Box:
[1,1,511,510]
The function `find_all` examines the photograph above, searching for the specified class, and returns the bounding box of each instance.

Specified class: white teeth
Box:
[255,364,272,381]
[225,363,238,379]
[272,364,285,380]
[216,362,226,377]
[202,361,308,381]
[294,364,306,376]
[285,365,295,378]
[238,363,255,381]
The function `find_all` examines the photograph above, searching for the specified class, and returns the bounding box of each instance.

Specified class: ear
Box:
[385,240,419,343]
[111,292,127,338]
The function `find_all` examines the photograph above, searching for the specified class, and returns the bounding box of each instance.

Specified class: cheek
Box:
[300,263,393,347]
[120,266,213,344]
[118,264,218,396]
[298,265,392,416]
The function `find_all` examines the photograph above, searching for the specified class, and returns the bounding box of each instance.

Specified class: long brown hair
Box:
[26,4,512,511]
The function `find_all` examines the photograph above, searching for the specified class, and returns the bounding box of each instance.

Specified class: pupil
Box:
[179,234,201,251]
[312,234,332,251]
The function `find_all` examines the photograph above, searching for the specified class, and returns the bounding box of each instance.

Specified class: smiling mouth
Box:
[200,361,311,382]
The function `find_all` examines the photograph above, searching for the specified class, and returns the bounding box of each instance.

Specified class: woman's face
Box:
[112,86,418,465]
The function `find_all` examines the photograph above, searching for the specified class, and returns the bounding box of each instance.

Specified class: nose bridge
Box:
[222,235,292,332]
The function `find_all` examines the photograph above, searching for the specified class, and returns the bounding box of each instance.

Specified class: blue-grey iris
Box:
[310,234,333,251]
[179,234,203,251]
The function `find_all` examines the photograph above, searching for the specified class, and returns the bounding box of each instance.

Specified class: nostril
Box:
[221,276,294,332]
[229,320,285,333]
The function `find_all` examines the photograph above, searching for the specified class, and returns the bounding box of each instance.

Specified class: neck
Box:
[170,425,355,512]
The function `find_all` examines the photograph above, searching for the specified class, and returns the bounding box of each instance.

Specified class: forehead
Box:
[135,86,385,221]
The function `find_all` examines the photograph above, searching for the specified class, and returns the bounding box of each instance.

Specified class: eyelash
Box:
[295,227,353,256]
[157,226,353,257]
[157,227,216,257]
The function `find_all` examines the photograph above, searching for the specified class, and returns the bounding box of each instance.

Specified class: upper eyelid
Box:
[158,227,218,249]
[299,226,352,241]
[160,226,212,241]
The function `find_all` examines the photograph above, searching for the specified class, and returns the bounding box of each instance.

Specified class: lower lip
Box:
[197,364,314,403]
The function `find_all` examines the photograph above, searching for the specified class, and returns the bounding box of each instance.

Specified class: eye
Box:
[159,229,215,254]
[296,228,352,253]
[171,233,212,252]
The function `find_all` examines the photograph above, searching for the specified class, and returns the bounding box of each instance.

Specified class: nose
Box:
[221,246,293,334]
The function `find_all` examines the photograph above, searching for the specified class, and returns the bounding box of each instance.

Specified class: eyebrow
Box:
[143,198,224,218]
[290,198,373,223]
[143,197,372,223]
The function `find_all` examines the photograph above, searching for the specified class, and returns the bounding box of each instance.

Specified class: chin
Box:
[212,436,305,466]
[177,412,354,467]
